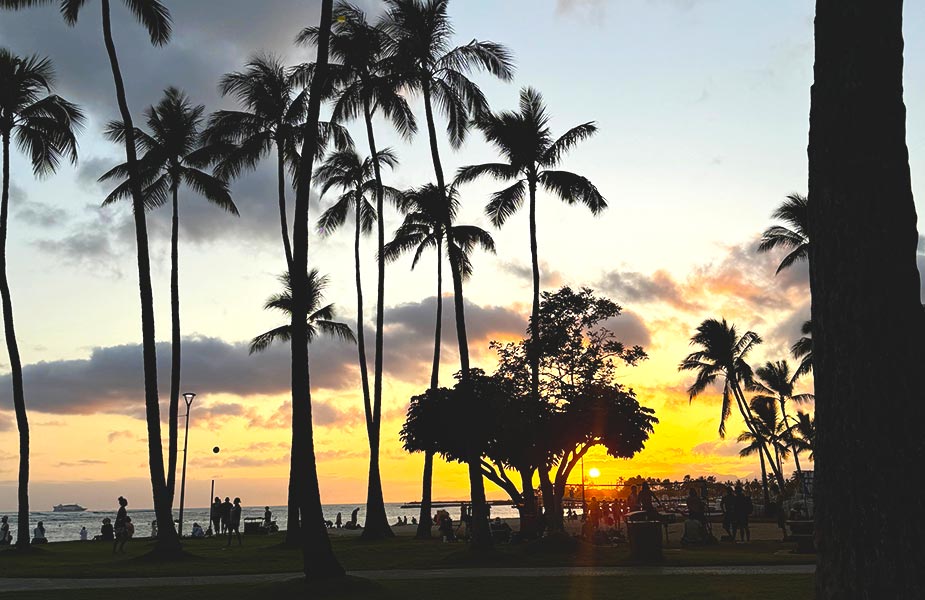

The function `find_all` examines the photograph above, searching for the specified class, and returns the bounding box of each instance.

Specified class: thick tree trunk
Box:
[519,468,538,537]
[416,244,443,539]
[284,430,301,545]
[538,465,560,533]
[809,1,925,596]
[277,140,293,270]
[166,184,180,506]
[100,0,179,553]
[291,0,343,579]
[359,99,392,540]
[421,82,492,550]
[1,133,30,549]
[354,187,372,447]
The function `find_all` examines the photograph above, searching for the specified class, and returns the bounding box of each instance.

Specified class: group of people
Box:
[720,484,754,542]
[332,507,361,530]
[210,496,244,546]
[392,515,417,527]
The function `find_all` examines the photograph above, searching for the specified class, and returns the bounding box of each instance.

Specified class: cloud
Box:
[33,203,127,278]
[0,297,525,418]
[499,260,564,288]
[107,430,135,443]
[0,412,12,432]
[57,459,107,468]
[599,269,703,312]
[0,334,357,417]
[602,310,652,348]
[692,439,743,458]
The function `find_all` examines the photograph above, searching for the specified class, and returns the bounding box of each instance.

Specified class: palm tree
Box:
[204,54,351,270]
[296,1,416,540]
[249,270,355,354]
[288,0,343,578]
[789,412,815,461]
[314,148,397,536]
[737,397,789,516]
[1,0,181,554]
[99,87,237,509]
[678,318,785,489]
[456,86,605,414]
[382,183,495,538]
[757,193,809,274]
[383,0,514,549]
[791,320,813,379]
[749,360,813,479]
[0,48,83,549]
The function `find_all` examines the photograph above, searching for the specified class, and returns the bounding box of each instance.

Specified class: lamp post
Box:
[177,391,196,537]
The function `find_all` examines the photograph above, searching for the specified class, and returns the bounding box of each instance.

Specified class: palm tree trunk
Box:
[359,98,392,540]
[421,81,492,550]
[354,189,372,442]
[527,179,540,401]
[519,467,538,537]
[810,3,925,595]
[758,448,770,518]
[537,464,559,533]
[166,183,180,506]
[291,0,343,578]
[779,399,803,475]
[731,379,785,489]
[100,0,178,553]
[1,132,30,549]
[277,140,293,270]
[416,238,443,539]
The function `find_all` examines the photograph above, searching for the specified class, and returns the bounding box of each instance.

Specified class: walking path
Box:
[0,565,815,593]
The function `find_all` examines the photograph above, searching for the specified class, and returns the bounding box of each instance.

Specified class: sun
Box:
[588,467,601,479]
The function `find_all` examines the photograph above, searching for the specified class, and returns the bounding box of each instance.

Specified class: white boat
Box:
[53,503,86,512]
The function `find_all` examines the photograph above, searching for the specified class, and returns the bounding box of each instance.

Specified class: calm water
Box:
[13,502,520,543]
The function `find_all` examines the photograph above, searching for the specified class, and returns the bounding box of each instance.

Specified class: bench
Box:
[786,519,815,553]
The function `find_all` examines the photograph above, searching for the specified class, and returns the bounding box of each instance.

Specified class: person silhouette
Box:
[211,497,222,534]
[226,497,242,547]
[0,516,10,545]
[220,497,232,534]
[113,496,129,554]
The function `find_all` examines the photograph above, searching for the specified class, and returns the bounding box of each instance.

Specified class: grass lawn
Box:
[13,575,815,600]
[0,531,814,579]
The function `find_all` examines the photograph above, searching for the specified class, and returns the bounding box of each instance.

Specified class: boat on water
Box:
[52,504,86,513]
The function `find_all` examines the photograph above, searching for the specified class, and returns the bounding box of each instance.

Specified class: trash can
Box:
[627,520,663,562]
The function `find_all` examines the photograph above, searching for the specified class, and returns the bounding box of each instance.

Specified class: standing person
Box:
[733,484,752,542]
[720,486,735,540]
[335,512,342,529]
[263,506,272,528]
[113,496,128,554]
[0,516,10,545]
[211,497,222,535]
[687,487,706,526]
[226,497,242,547]
[79,526,88,541]
[220,497,232,535]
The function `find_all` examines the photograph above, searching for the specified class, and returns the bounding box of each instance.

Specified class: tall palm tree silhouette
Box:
[99,87,237,506]
[249,270,355,354]
[297,1,415,540]
[204,54,351,270]
[315,148,398,533]
[757,193,809,274]
[679,318,785,489]
[383,0,514,549]
[0,48,83,549]
[383,183,495,538]
[288,0,343,578]
[456,85,605,417]
[1,0,181,553]
[749,360,813,479]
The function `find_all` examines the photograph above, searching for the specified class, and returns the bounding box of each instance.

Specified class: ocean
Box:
[13,502,521,543]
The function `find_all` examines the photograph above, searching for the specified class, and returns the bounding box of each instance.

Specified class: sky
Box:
[1,0,924,511]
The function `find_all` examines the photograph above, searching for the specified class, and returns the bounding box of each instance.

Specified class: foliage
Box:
[757,192,809,274]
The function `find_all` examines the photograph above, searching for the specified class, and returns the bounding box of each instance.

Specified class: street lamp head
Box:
[183,392,196,406]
